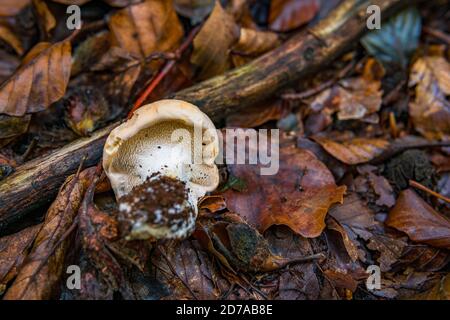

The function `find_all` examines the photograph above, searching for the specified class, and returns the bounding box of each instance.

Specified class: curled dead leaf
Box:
[233,28,280,56]
[409,56,450,139]
[191,0,239,80]
[386,189,450,249]
[0,39,72,116]
[312,135,389,165]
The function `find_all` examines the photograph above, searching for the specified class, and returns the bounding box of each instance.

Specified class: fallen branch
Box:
[0,0,416,232]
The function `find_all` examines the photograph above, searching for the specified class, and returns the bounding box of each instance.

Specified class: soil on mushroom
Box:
[117,174,195,240]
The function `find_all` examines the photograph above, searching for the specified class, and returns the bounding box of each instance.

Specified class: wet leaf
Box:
[0,39,72,116]
[191,0,239,80]
[3,168,96,300]
[268,0,319,32]
[408,56,450,139]
[0,0,30,17]
[361,7,421,68]
[222,140,346,238]
[386,189,450,249]
[0,224,41,293]
[108,0,183,60]
[312,135,389,165]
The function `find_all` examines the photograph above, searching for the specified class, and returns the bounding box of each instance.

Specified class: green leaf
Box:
[219,175,247,192]
[361,7,421,68]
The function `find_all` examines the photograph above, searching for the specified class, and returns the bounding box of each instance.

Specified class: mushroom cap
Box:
[103,99,220,209]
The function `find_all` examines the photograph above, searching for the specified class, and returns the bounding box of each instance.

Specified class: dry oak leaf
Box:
[222,144,346,238]
[312,135,389,165]
[268,0,320,32]
[409,56,450,140]
[108,0,183,60]
[0,40,72,116]
[191,0,240,80]
[386,188,450,249]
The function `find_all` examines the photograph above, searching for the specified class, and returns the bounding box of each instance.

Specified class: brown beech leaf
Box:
[312,135,389,165]
[309,77,382,122]
[0,0,30,17]
[152,240,225,299]
[232,28,280,56]
[268,0,320,32]
[0,224,41,293]
[222,140,346,238]
[0,39,72,116]
[191,0,239,80]
[409,56,450,139]
[108,0,183,60]
[386,189,450,249]
[3,167,96,300]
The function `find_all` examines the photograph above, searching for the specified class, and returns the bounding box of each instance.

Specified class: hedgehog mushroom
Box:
[103,99,219,240]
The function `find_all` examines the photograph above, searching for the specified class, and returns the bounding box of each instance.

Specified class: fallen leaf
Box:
[71,31,112,76]
[408,56,450,139]
[0,224,41,293]
[3,168,96,300]
[222,138,346,237]
[191,0,239,80]
[308,77,382,122]
[386,189,450,249]
[361,7,421,68]
[312,134,389,165]
[108,0,183,60]
[0,39,72,116]
[0,0,30,17]
[152,240,224,299]
[232,28,280,56]
[0,23,24,55]
[268,0,319,32]
[32,0,56,37]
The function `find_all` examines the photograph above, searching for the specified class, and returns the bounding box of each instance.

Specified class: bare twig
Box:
[409,180,450,204]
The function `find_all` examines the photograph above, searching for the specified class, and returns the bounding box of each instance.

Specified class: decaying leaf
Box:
[415,273,450,300]
[108,0,183,60]
[268,0,320,32]
[312,135,389,165]
[386,189,450,249]
[0,39,72,116]
[361,7,421,68]
[0,224,41,294]
[408,56,450,139]
[222,138,346,238]
[191,0,239,80]
[3,167,96,300]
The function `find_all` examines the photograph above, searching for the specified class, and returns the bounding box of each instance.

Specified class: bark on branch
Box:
[0,0,414,232]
